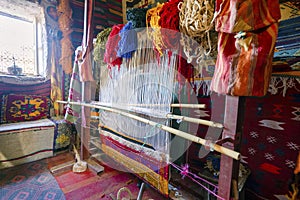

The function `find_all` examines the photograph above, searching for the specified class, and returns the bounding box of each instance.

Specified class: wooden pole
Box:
[218,96,245,199]
[93,101,206,109]
[93,101,219,128]
[57,100,240,160]
[166,114,223,128]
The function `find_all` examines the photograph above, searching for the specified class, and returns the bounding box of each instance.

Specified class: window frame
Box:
[0,0,48,78]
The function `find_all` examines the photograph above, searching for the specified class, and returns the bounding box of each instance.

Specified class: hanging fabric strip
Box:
[50,39,63,116]
[57,0,73,74]
[79,0,95,82]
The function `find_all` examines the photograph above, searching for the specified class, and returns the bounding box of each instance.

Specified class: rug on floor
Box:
[55,167,167,200]
[0,160,65,200]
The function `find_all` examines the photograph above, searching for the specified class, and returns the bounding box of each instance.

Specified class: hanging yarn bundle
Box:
[158,0,194,85]
[94,27,112,63]
[57,0,73,74]
[126,7,149,29]
[104,24,125,69]
[146,3,165,57]
[117,21,138,59]
[178,0,215,64]
[93,27,112,89]
[159,0,182,51]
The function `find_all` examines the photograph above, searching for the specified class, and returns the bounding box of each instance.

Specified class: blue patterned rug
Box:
[0,160,65,200]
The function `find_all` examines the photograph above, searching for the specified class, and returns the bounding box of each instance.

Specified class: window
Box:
[0,0,47,77]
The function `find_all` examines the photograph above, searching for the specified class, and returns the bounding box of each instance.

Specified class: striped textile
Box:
[100,130,169,197]
[64,48,82,124]
[211,0,281,96]
[215,0,281,33]
[70,0,122,48]
[210,23,279,96]
[0,79,51,97]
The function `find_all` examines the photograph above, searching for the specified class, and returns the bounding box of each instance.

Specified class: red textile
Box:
[159,0,182,50]
[210,23,279,96]
[55,168,166,199]
[211,0,281,96]
[240,78,300,199]
[0,94,50,123]
[104,24,124,69]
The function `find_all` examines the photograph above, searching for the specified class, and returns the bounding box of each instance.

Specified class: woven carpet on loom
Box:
[0,160,65,200]
[55,167,166,200]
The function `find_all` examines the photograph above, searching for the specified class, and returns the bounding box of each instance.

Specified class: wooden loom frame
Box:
[76,0,245,199]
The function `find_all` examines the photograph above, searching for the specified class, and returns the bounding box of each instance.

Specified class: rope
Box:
[178,0,215,64]
[170,162,225,200]
[116,187,132,200]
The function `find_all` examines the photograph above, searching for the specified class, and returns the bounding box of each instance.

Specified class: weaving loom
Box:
[60,27,239,198]
[59,0,243,198]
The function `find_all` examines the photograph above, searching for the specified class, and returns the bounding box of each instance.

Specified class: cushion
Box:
[0,94,50,123]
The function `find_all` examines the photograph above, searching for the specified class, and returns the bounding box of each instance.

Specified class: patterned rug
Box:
[55,166,167,200]
[241,76,300,199]
[0,160,65,200]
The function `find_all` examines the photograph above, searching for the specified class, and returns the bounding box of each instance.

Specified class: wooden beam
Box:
[218,95,245,199]
[81,81,91,160]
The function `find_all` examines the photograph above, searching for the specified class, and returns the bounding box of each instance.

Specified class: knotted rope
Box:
[116,187,132,200]
[178,0,215,63]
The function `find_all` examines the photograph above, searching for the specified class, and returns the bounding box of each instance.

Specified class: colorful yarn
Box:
[126,7,149,29]
[170,162,224,200]
[159,0,182,50]
[178,0,214,37]
[180,163,189,178]
[104,24,125,69]
[146,3,165,56]
[94,27,112,63]
[178,0,215,63]
[117,21,137,59]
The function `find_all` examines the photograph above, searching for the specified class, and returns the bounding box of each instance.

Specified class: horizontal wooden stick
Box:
[91,102,223,128]
[166,114,223,128]
[57,100,239,160]
[93,101,206,109]
[88,101,222,128]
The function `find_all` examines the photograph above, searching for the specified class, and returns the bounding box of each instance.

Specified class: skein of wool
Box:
[104,24,125,69]
[117,21,138,59]
[159,0,182,51]
[94,27,112,63]
[178,0,215,64]
[146,3,165,56]
[159,0,194,85]
[126,7,149,29]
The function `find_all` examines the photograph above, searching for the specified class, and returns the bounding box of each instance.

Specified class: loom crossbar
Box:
[57,100,240,160]
[94,102,206,109]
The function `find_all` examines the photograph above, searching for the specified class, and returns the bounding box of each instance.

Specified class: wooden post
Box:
[218,95,245,199]
[81,82,91,160]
